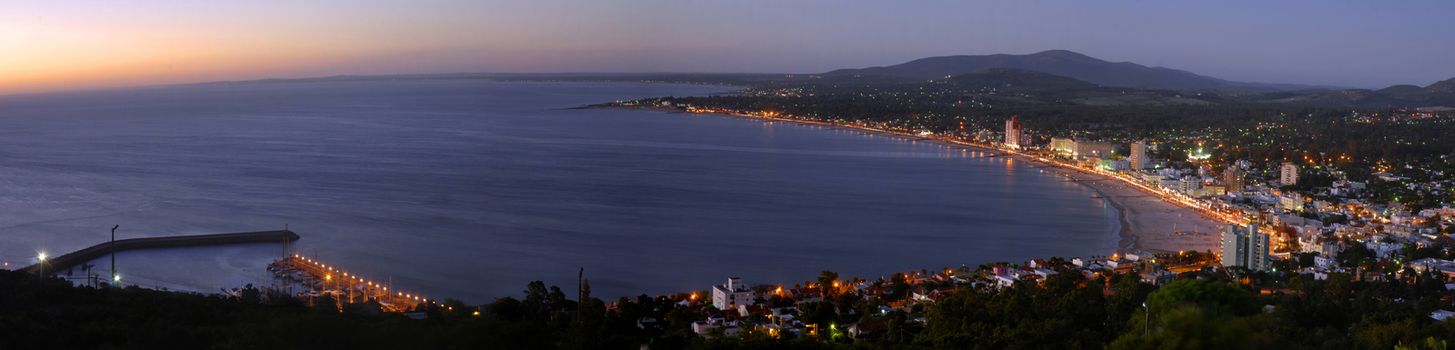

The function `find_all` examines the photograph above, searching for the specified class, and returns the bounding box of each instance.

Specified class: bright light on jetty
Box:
[37,252,47,261]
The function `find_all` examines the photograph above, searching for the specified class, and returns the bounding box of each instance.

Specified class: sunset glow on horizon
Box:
[4,0,1454,94]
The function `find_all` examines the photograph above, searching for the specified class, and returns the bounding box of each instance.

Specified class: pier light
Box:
[326,274,332,281]
[37,252,47,262]
[114,274,121,283]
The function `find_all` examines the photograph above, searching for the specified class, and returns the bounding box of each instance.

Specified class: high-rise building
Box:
[1004,117,1024,150]
[1281,162,1299,186]
[1223,166,1245,195]
[1221,224,1270,271]
[1129,141,1149,170]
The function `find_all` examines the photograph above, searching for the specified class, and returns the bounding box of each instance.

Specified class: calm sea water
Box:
[0,80,1116,302]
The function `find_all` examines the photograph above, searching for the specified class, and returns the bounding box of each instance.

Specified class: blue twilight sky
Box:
[3,0,1453,92]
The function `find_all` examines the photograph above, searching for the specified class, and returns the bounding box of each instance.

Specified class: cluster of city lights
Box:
[291,254,447,308]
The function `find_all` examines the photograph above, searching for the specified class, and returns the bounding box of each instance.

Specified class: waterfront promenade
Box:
[661,106,1236,253]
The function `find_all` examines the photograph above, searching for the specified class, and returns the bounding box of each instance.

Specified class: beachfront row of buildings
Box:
[994,118,1455,277]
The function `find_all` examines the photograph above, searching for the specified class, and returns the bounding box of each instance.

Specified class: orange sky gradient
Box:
[4,1,1453,94]
[0,1,525,94]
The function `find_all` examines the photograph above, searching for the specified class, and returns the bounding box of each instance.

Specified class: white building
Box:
[1280,193,1304,212]
[1130,141,1149,170]
[1004,117,1024,150]
[712,277,755,310]
[1177,176,1202,195]
[1281,162,1299,186]
[1050,138,1076,156]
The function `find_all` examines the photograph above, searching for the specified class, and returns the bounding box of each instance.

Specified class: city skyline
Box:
[4,0,1455,94]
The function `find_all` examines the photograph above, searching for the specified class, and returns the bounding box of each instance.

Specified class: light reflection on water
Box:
[0,80,1116,302]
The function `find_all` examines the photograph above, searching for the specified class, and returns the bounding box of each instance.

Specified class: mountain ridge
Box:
[824,50,1327,92]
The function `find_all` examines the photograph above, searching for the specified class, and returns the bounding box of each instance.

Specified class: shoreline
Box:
[627,106,1233,254]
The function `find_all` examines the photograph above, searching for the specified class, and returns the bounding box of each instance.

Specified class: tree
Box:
[488,297,525,321]
[817,270,839,298]
[1110,279,1270,349]
[1109,306,1271,350]
[524,280,549,315]
[1146,279,1258,318]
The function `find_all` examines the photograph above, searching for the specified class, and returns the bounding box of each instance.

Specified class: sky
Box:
[3,0,1454,93]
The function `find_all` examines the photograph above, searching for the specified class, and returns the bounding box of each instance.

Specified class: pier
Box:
[21,230,299,275]
[270,255,436,312]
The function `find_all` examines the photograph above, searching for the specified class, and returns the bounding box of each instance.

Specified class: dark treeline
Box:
[5,266,1454,349]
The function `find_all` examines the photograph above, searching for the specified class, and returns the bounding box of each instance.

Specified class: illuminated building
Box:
[1281,162,1299,186]
[1048,137,1111,160]
[1129,141,1149,170]
[712,277,755,310]
[1223,167,1245,195]
[1050,138,1076,156]
[1004,117,1024,150]
[1221,224,1270,271]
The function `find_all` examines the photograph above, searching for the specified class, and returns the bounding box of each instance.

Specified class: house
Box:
[1408,258,1455,279]
[1140,269,1175,286]
[1366,241,1402,259]
[712,277,755,310]
[736,303,769,318]
[847,321,889,339]
[692,319,743,338]
[637,317,663,331]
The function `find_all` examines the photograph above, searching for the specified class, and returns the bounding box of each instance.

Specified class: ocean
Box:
[0,80,1117,302]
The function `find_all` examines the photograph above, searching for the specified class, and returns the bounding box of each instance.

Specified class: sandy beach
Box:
[1038,164,1227,254]
[667,108,1232,254]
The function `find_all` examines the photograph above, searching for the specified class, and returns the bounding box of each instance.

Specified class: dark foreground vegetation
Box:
[4,267,1455,349]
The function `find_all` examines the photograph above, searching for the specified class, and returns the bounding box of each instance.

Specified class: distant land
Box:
[114,50,1455,109]
[823,49,1333,91]
[496,50,1455,108]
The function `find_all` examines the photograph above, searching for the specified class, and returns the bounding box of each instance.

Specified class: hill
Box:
[823,50,1313,91]
[943,68,1099,91]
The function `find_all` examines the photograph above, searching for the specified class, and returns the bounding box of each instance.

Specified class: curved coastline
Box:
[623,106,1230,255]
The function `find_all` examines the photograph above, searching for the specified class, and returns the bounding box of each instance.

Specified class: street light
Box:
[37,252,48,277]
[1143,301,1150,335]
[111,225,119,285]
